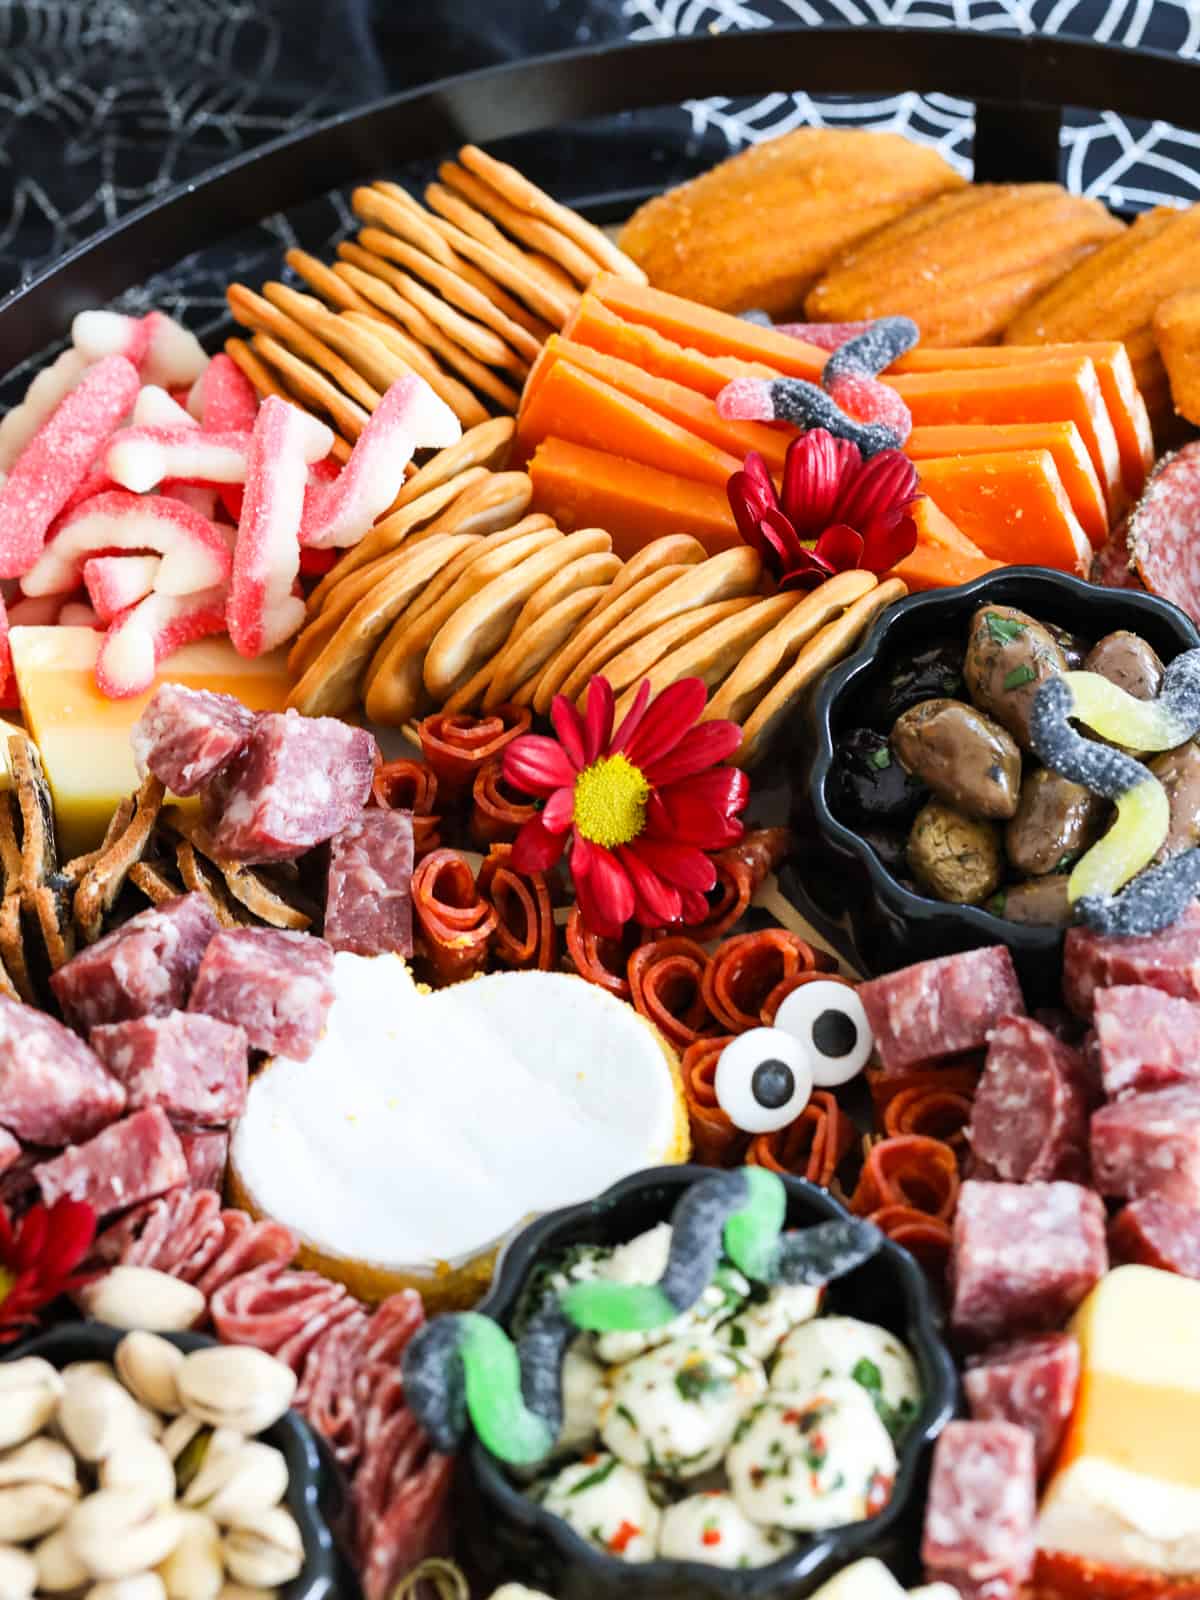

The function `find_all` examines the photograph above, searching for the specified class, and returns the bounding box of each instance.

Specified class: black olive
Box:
[864,641,967,728]
[1044,622,1089,671]
[832,727,929,825]
[858,825,911,876]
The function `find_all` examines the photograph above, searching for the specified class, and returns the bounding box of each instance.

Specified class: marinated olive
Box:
[864,641,966,727]
[1044,623,1089,671]
[963,605,1067,748]
[891,699,1021,821]
[1005,769,1108,878]
[907,801,1003,904]
[832,727,928,825]
[1083,631,1165,702]
[988,874,1073,926]
[1149,740,1200,862]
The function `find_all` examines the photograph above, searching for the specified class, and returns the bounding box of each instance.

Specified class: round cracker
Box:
[285,247,375,312]
[704,569,878,726]
[734,580,908,769]
[227,283,382,413]
[481,585,611,711]
[395,418,514,509]
[438,162,601,288]
[415,469,531,542]
[250,331,370,439]
[592,598,758,707]
[506,547,620,638]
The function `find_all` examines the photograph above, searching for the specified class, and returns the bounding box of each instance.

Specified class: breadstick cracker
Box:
[338,305,488,428]
[228,284,382,413]
[419,199,573,327]
[438,162,602,288]
[595,597,759,708]
[286,248,375,312]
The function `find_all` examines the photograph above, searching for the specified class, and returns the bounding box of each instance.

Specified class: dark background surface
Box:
[2,0,1199,353]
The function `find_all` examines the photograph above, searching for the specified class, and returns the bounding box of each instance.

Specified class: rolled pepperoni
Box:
[469,755,539,848]
[866,1059,983,1117]
[627,936,715,1051]
[417,705,532,801]
[681,1034,748,1167]
[884,1084,975,1156]
[476,844,556,971]
[703,928,831,1034]
[411,849,497,986]
[850,1134,960,1221]
[747,1089,855,1189]
[868,1204,954,1281]
[687,827,792,942]
[761,967,852,1026]
[370,758,441,859]
[565,908,636,1001]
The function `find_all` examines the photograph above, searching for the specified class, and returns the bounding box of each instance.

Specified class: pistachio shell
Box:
[59,1374,159,1462]
[115,1332,186,1416]
[216,1589,279,1600]
[100,1436,177,1507]
[33,1526,90,1593]
[86,1578,168,1600]
[156,1510,223,1600]
[0,1358,62,1450]
[65,1488,185,1580]
[177,1349,296,1436]
[183,1440,287,1525]
[0,1544,36,1600]
[83,1268,206,1334]
[0,1481,77,1542]
[0,1436,77,1492]
[221,1506,303,1587]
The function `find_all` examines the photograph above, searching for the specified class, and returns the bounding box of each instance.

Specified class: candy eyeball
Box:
[773,980,872,1087]
[714,1028,813,1134]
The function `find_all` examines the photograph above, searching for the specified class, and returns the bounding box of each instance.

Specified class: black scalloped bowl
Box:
[791,567,1200,1006]
[6,1323,351,1600]
[456,1164,957,1600]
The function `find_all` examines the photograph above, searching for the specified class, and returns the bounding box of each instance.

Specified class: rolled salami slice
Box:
[417,705,532,801]
[476,844,555,972]
[680,1034,747,1168]
[964,1333,1080,1475]
[747,1089,855,1189]
[921,1420,1037,1600]
[883,1084,974,1153]
[968,1017,1091,1184]
[1109,1195,1200,1277]
[686,827,792,942]
[355,1412,454,1600]
[565,908,636,1001]
[702,928,830,1034]
[210,1258,353,1371]
[296,1307,371,1468]
[850,1135,960,1221]
[1063,902,1200,1017]
[411,849,497,985]
[628,935,715,1050]
[370,758,441,859]
[859,947,1026,1073]
[469,755,538,849]
[1093,984,1200,1097]
[867,1205,954,1281]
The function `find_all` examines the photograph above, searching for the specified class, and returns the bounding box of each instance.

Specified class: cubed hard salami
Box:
[0,995,125,1144]
[51,892,219,1031]
[859,947,1026,1073]
[950,1180,1108,1343]
[35,1106,187,1218]
[1090,1085,1200,1206]
[921,1420,1036,1600]
[131,683,258,796]
[964,1334,1080,1475]
[207,709,377,863]
[325,810,415,958]
[188,927,335,1059]
[177,1128,230,1193]
[90,1010,248,1128]
[0,1127,19,1177]
[1064,904,1200,1018]
[1092,985,1200,1099]
[968,1017,1091,1183]
[1109,1196,1200,1278]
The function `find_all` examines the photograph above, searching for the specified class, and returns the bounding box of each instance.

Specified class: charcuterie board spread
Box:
[1,117,1200,1600]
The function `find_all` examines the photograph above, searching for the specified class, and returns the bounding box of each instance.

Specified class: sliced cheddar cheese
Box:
[886,497,1002,592]
[563,294,774,397]
[915,450,1092,575]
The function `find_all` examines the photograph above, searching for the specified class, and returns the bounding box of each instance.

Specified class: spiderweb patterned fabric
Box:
[0,0,1198,404]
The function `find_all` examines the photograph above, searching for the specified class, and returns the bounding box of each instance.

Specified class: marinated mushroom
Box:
[1083,631,1165,702]
[963,605,1067,747]
[891,700,1021,821]
[906,802,1003,904]
[1149,741,1200,863]
[988,874,1073,926]
[1005,769,1108,878]
[832,727,928,825]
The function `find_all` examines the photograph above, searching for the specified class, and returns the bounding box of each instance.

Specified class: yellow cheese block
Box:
[1037,1265,1200,1577]
[11,627,291,859]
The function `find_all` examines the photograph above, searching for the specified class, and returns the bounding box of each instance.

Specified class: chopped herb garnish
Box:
[987,891,1007,915]
[852,1357,883,1397]
[804,1444,827,1472]
[615,1403,638,1430]
[986,612,1027,645]
[1003,664,1037,690]
[675,1360,727,1402]
[568,1457,617,1495]
[727,1322,747,1348]
[869,747,892,770]
[1054,852,1077,873]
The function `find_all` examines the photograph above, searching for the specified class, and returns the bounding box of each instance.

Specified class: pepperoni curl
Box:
[370,758,441,858]
[747,1090,855,1189]
[687,828,792,943]
[702,929,831,1034]
[417,705,531,801]
[868,1205,953,1282]
[469,755,539,848]
[850,1135,960,1221]
[628,936,715,1051]
[412,849,497,985]
[477,844,556,972]
[565,909,637,1001]
[680,1034,747,1168]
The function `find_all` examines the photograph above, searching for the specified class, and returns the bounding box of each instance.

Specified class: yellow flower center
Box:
[0,1265,13,1306]
[573,754,650,849]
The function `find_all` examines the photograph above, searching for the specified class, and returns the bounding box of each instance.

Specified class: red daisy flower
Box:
[0,1197,97,1344]
[727,427,921,590]
[502,676,749,938]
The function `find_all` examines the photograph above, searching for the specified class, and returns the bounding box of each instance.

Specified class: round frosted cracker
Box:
[395,418,514,510]
[612,591,801,719]
[591,598,758,708]
[227,283,382,412]
[557,546,763,704]
[263,283,414,393]
[285,247,375,312]
[417,469,532,541]
[424,529,611,701]
[336,304,488,429]
[734,579,908,769]
[418,194,574,328]
[704,569,878,727]
[250,332,370,439]
[287,534,477,718]
[438,162,602,289]
[481,586,611,711]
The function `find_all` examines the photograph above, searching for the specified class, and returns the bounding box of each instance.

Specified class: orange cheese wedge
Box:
[915,450,1092,575]
[887,497,1003,591]
[906,421,1109,548]
[563,294,774,397]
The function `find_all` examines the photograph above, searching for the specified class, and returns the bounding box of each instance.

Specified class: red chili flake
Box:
[782,1409,804,1424]
[583,1452,599,1465]
[702,1529,722,1546]
[608,1521,641,1555]
[750,1466,767,1487]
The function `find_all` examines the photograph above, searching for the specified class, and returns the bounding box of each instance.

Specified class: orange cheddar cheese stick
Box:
[886,497,1002,592]
[563,294,774,397]
[528,436,738,558]
[517,361,744,489]
[916,450,1092,575]
[906,421,1109,548]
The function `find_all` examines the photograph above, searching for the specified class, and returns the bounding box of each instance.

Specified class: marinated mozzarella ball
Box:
[540,1453,660,1562]
[770,1316,921,1434]
[592,1224,749,1364]
[658,1490,796,1569]
[726,1379,897,1531]
[720,1284,824,1362]
[557,1339,606,1454]
[600,1337,767,1479]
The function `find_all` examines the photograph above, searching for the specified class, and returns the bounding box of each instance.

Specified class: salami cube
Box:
[950,1180,1108,1343]
[325,810,414,957]
[188,928,335,1059]
[968,1017,1092,1183]
[964,1334,1080,1475]
[0,996,126,1144]
[0,1128,19,1177]
[90,1011,248,1128]
[176,1127,230,1193]
[51,893,220,1032]
[859,947,1026,1073]
[35,1106,187,1218]
[1063,904,1200,1018]
[1092,985,1200,1099]
[1090,1084,1200,1206]
[1109,1195,1200,1279]
[131,683,258,796]
[921,1420,1037,1600]
[207,710,377,863]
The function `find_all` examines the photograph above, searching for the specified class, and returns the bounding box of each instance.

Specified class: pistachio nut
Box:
[82,1268,206,1334]
[0,1436,77,1492]
[0,1545,35,1600]
[59,1373,157,1462]
[100,1436,177,1507]
[178,1349,296,1436]
[0,1358,62,1450]
[156,1510,223,1600]
[33,1526,90,1594]
[115,1331,185,1416]
[61,1361,118,1385]
[183,1441,287,1525]
[86,1578,168,1600]
[221,1506,303,1587]
[65,1488,185,1581]
[0,1439,80,1542]
[171,1427,242,1499]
